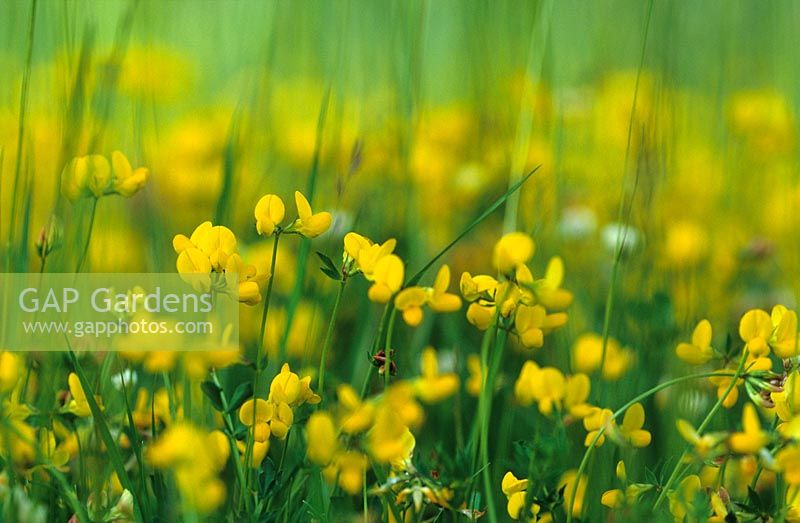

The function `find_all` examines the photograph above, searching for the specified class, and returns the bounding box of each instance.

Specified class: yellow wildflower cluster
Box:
[460,232,572,347]
[61,151,149,201]
[237,363,320,468]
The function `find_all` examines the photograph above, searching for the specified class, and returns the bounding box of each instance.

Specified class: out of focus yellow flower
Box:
[618,403,651,448]
[61,152,148,201]
[291,191,332,238]
[583,407,613,447]
[132,388,173,430]
[676,419,724,458]
[493,232,535,274]
[514,361,569,416]
[395,265,462,326]
[0,352,23,393]
[110,151,149,197]
[323,451,368,495]
[465,355,483,397]
[776,445,800,486]
[728,403,767,454]
[147,424,229,513]
[61,154,110,201]
[572,333,633,380]
[306,411,337,466]
[337,384,374,434]
[664,221,708,268]
[367,254,404,304]
[739,309,773,357]
[668,474,702,521]
[564,374,593,419]
[533,257,573,310]
[560,470,587,518]
[413,347,459,403]
[254,194,285,236]
[676,319,714,365]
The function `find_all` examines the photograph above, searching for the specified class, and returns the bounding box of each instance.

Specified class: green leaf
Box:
[200,380,224,411]
[226,381,253,413]
[406,165,540,286]
[316,251,338,272]
[320,266,340,280]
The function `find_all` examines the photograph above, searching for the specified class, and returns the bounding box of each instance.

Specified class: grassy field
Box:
[2,1,800,521]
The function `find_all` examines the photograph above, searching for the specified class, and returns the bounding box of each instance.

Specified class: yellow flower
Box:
[493,232,535,274]
[147,424,229,513]
[336,384,374,434]
[254,194,285,236]
[572,333,633,380]
[61,154,111,201]
[268,363,321,407]
[323,451,368,495]
[394,265,462,326]
[728,403,768,454]
[533,257,573,310]
[0,352,23,393]
[465,355,483,397]
[739,309,773,357]
[771,305,798,358]
[773,371,800,422]
[618,403,651,447]
[676,419,724,458]
[514,361,565,416]
[514,304,567,349]
[560,470,587,518]
[502,472,533,520]
[66,372,103,418]
[583,407,613,447]
[344,233,396,278]
[367,254,404,304]
[413,347,459,403]
[292,191,332,238]
[459,272,498,302]
[676,319,714,365]
[668,475,702,521]
[466,302,495,330]
[110,150,149,197]
[306,411,337,466]
[776,445,800,485]
[564,373,593,419]
[173,221,237,273]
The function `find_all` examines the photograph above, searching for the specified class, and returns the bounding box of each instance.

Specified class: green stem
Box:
[565,369,738,523]
[246,231,280,487]
[480,323,507,523]
[210,369,253,515]
[383,307,398,388]
[318,279,346,396]
[652,350,750,510]
[75,197,98,272]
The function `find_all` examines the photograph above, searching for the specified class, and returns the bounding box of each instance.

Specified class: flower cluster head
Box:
[254,191,332,238]
[395,265,461,326]
[460,232,571,348]
[739,305,798,359]
[173,221,267,304]
[305,349,458,498]
[237,363,320,468]
[514,361,592,418]
[343,232,462,326]
[583,402,651,449]
[343,232,403,301]
[147,423,229,513]
[62,151,149,201]
[501,472,551,521]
